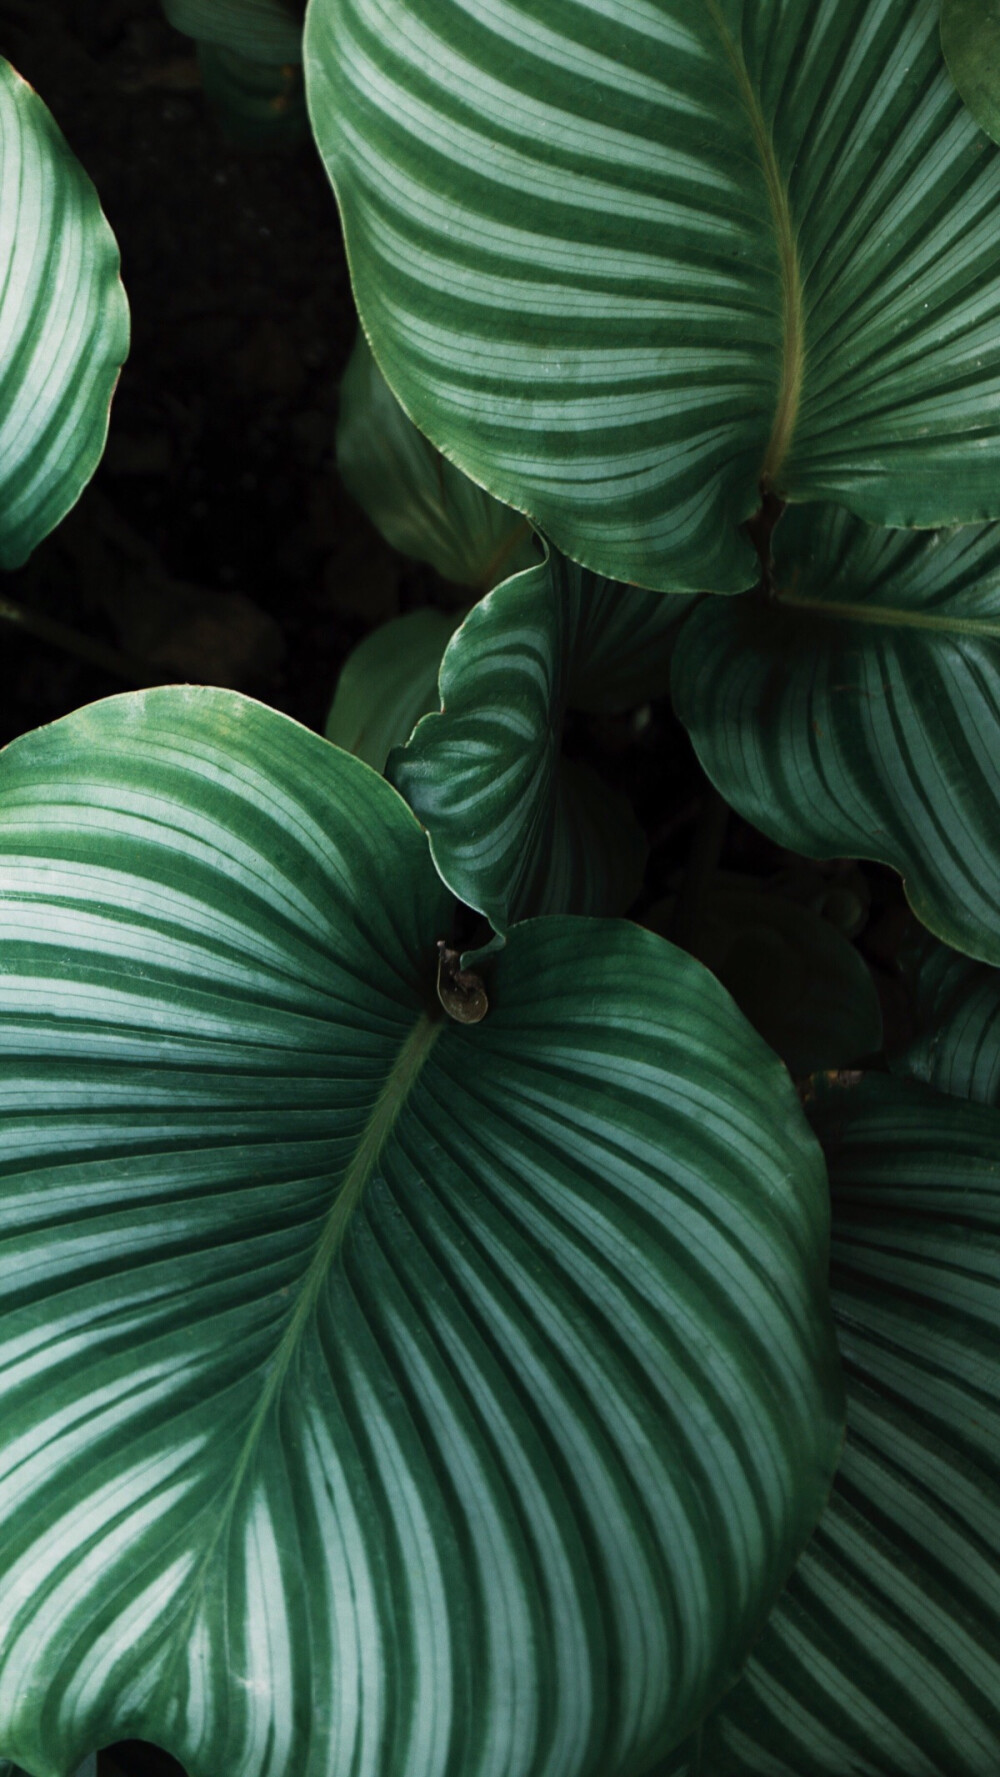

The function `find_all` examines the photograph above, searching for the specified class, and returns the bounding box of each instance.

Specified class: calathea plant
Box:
[2,0,1000,1774]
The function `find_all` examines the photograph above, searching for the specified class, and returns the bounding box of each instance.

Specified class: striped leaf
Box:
[0,61,129,570]
[338,332,539,592]
[162,0,304,62]
[305,0,1000,593]
[390,549,691,933]
[941,0,1000,144]
[672,505,1000,965]
[673,1076,1000,1776]
[894,935,1000,1106]
[325,606,456,773]
[0,688,843,1777]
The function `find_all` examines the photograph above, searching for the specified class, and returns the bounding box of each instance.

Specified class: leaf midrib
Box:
[777,587,1000,639]
[707,3,805,491]
[151,1009,442,1696]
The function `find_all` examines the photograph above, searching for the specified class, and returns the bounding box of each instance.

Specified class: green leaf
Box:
[162,0,303,62]
[0,61,129,570]
[390,549,690,932]
[337,331,539,592]
[894,934,1000,1106]
[325,606,456,773]
[672,504,1000,965]
[646,874,883,1077]
[195,44,308,147]
[682,1075,1000,1776]
[1,1763,95,1777]
[306,0,1000,593]
[941,0,1000,145]
[0,687,842,1777]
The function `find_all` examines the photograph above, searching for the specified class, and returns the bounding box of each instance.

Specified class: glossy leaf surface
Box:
[941,0,1000,145]
[895,935,1000,1106]
[307,0,1000,592]
[391,551,689,932]
[162,0,303,61]
[325,607,456,772]
[646,875,882,1077]
[673,506,1000,964]
[0,61,129,569]
[337,332,538,592]
[0,688,842,1777]
[676,1076,1000,1775]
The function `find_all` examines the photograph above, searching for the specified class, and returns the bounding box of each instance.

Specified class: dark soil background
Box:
[0,6,915,1773]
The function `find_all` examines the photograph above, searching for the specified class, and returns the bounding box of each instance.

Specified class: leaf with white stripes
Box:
[0,687,843,1777]
[305,0,1000,594]
[0,61,129,569]
[389,548,691,933]
[162,0,304,61]
[672,505,1000,964]
[894,934,1000,1107]
[672,1075,1000,1776]
[338,331,539,592]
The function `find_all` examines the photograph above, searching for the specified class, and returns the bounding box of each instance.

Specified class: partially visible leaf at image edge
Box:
[672,505,1000,965]
[0,60,129,570]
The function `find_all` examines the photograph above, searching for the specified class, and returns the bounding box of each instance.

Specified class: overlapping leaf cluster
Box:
[2,2,1000,1774]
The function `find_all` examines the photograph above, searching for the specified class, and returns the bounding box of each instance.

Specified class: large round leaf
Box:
[305,0,1000,593]
[0,61,129,569]
[390,549,690,932]
[0,688,842,1777]
[672,505,1000,964]
[338,331,538,593]
[674,1077,1000,1775]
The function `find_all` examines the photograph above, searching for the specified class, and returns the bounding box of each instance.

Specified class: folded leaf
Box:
[672,505,1000,964]
[0,688,842,1777]
[0,61,129,569]
[390,549,690,932]
[677,1076,1000,1775]
[325,606,456,772]
[306,0,1000,592]
[337,332,538,592]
